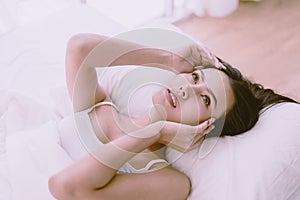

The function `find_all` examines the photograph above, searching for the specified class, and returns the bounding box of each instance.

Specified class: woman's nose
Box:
[177,84,205,99]
[190,84,206,94]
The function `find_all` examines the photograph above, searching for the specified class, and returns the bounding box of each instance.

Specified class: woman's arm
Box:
[65,34,106,111]
[49,166,190,200]
[66,33,223,112]
[66,33,180,112]
[97,167,190,200]
[92,166,191,200]
[48,118,213,199]
[48,122,191,200]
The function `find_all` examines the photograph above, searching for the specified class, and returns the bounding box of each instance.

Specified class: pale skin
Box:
[48,33,234,200]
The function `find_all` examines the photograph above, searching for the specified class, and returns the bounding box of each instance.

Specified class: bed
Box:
[0,4,126,199]
[0,4,300,200]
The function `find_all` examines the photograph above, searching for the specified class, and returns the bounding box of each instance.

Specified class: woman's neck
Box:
[116,105,164,134]
[114,112,149,135]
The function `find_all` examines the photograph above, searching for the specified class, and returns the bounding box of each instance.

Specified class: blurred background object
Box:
[0,0,248,33]
[0,0,298,102]
[175,0,300,102]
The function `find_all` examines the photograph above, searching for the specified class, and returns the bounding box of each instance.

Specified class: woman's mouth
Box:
[167,89,177,108]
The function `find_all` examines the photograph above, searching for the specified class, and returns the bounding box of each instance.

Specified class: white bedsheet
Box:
[0,5,125,200]
[0,90,71,200]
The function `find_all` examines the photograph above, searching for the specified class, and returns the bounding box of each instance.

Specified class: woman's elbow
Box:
[48,174,76,200]
[67,33,107,54]
[167,168,191,200]
[66,34,89,54]
[180,173,192,200]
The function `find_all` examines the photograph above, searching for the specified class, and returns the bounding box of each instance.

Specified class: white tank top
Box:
[60,101,168,174]
[59,66,174,173]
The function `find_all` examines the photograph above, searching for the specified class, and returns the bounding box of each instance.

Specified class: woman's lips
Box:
[166,89,177,108]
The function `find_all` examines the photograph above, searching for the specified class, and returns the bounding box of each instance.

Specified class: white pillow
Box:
[6,121,73,200]
[166,102,300,200]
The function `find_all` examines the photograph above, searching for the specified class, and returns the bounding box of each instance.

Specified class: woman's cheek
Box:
[179,101,202,125]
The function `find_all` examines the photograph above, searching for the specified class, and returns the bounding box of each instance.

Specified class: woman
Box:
[48,32,298,200]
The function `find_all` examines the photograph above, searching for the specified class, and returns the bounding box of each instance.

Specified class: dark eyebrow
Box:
[199,70,218,108]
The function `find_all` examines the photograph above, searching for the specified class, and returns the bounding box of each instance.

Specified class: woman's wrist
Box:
[91,130,161,170]
[110,47,172,69]
[142,48,194,73]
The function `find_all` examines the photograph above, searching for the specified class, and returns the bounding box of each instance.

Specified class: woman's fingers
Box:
[170,118,215,140]
[170,43,227,72]
[190,45,227,70]
[157,118,216,152]
[193,124,215,144]
[195,124,215,141]
[192,118,215,134]
[170,118,214,138]
[186,125,215,151]
[184,119,215,151]
[202,47,227,70]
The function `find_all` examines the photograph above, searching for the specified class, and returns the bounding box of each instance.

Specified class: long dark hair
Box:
[216,58,298,136]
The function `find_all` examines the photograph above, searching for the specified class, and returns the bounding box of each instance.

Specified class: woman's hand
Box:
[154,118,215,152]
[169,44,226,73]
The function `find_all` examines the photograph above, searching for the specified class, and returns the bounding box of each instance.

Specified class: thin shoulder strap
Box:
[93,101,119,112]
[77,101,119,114]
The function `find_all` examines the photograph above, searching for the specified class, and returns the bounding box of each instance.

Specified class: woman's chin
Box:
[147,104,167,122]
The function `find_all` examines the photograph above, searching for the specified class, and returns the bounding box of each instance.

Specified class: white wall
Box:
[85,0,165,28]
[0,0,78,34]
[0,0,189,34]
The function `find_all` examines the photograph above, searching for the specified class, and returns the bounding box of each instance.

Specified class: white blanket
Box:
[0,4,126,200]
[0,89,73,200]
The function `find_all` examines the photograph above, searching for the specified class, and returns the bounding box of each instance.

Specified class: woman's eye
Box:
[192,72,199,84]
[201,95,211,106]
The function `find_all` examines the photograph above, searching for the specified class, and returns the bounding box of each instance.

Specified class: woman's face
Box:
[152,68,235,125]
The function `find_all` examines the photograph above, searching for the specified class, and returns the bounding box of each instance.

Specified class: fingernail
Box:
[209,118,216,125]
[219,63,226,70]
[204,125,215,135]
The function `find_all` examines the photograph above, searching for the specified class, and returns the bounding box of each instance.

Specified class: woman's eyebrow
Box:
[200,70,218,108]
